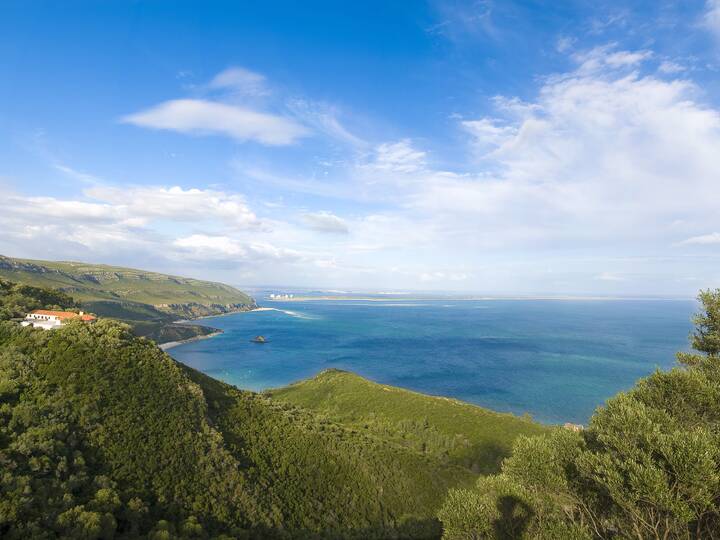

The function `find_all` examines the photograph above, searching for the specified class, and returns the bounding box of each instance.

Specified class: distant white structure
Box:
[21,310,96,330]
[269,293,294,300]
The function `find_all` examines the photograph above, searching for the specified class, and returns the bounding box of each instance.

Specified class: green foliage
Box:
[0,254,254,307]
[0,255,256,344]
[2,282,524,538]
[678,288,720,366]
[270,369,547,475]
[439,290,720,539]
[0,278,77,320]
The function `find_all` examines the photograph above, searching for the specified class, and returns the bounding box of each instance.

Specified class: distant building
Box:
[563,422,584,432]
[21,310,96,330]
[269,293,294,300]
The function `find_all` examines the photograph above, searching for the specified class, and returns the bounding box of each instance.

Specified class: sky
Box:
[2,1,720,295]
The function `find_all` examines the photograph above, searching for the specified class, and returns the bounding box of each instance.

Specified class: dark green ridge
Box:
[0,279,544,538]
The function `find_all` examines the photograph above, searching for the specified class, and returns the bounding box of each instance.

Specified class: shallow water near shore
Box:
[168,297,695,424]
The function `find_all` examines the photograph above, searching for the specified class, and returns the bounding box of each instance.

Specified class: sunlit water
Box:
[168,298,695,424]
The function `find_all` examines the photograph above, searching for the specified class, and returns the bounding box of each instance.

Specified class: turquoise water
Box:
[168,298,696,424]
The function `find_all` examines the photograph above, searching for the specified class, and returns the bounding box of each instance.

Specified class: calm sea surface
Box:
[168,298,696,424]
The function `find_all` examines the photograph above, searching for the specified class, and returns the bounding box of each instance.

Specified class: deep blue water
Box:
[168,298,696,424]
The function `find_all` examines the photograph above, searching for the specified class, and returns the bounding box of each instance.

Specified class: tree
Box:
[439,289,720,539]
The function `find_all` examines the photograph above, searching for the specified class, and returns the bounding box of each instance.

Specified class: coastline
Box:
[162,306,272,350]
[173,305,271,324]
[160,330,223,351]
[268,295,688,302]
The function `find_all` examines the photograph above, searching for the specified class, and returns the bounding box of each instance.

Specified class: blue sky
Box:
[2,1,720,295]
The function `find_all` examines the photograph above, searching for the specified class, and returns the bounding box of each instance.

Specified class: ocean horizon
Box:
[167,294,696,424]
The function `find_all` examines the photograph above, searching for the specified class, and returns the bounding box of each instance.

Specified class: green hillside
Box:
[0,254,254,308]
[270,370,547,475]
[0,255,257,343]
[5,280,719,538]
[0,280,544,539]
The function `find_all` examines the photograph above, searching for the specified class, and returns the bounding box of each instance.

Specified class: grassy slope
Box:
[183,366,477,537]
[270,369,549,475]
[0,255,256,343]
[0,254,253,306]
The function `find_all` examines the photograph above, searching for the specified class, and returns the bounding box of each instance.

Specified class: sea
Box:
[168,293,696,425]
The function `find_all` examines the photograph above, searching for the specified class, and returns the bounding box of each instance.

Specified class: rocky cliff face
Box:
[154,301,258,319]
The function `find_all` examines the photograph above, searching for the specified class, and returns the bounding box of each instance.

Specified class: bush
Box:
[439,289,720,539]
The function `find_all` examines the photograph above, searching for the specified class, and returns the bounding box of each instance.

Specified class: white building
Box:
[21,310,96,330]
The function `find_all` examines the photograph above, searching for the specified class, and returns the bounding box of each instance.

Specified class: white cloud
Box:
[209,66,269,96]
[301,211,349,234]
[122,99,308,145]
[680,232,720,245]
[0,185,266,261]
[1,185,260,230]
[287,99,366,147]
[428,46,720,253]
[316,44,720,292]
[369,140,426,173]
[54,164,103,184]
[172,234,302,263]
[658,61,686,74]
[704,0,720,37]
[85,185,259,228]
[571,45,651,75]
[461,118,517,153]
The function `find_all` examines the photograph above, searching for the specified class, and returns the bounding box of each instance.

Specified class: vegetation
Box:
[6,277,720,538]
[439,289,720,539]
[0,280,540,538]
[0,255,257,343]
[270,370,547,475]
[0,279,78,319]
[0,255,253,307]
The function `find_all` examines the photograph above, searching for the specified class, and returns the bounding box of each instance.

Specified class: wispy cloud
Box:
[122,99,308,145]
[368,140,426,174]
[287,99,366,147]
[658,60,686,74]
[173,234,301,262]
[123,66,364,148]
[301,211,349,234]
[209,66,270,96]
[53,164,103,184]
[680,232,720,245]
[704,0,720,38]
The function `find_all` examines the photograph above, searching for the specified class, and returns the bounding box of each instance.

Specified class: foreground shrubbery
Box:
[439,290,720,539]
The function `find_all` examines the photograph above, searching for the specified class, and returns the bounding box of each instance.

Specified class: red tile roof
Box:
[30,310,96,321]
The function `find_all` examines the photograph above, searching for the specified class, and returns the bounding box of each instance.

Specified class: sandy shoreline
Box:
[160,330,223,351]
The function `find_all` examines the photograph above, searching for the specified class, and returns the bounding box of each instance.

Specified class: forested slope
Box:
[0,280,542,538]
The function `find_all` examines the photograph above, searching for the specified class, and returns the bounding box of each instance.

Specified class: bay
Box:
[168,297,695,424]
